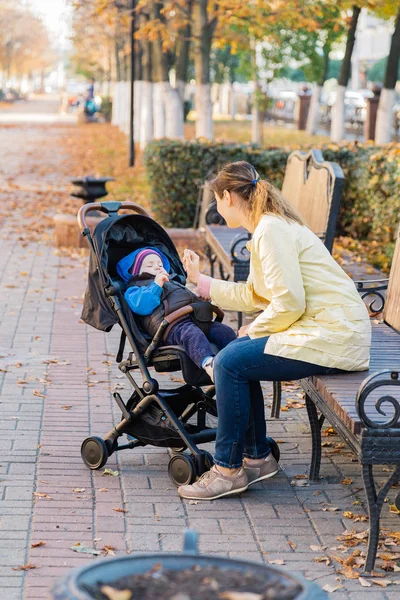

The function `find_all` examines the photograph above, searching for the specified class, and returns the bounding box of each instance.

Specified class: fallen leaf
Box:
[290,480,309,487]
[358,578,372,587]
[61,405,72,410]
[103,545,116,556]
[33,390,46,398]
[340,566,360,579]
[268,559,285,565]
[30,541,46,548]
[33,492,52,500]
[113,507,127,513]
[72,488,85,493]
[100,586,132,600]
[371,579,392,588]
[12,563,38,571]
[313,556,331,566]
[323,506,339,512]
[343,511,368,522]
[322,584,342,593]
[71,544,101,555]
[288,540,297,550]
[99,487,109,492]
[341,478,353,485]
[103,468,119,477]
[189,500,199,505]
[389,504,400,514]
[310,545,326,552]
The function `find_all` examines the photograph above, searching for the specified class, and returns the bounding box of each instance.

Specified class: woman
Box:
[179,160,371,502]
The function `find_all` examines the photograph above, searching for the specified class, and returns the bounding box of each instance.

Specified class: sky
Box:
[29,0,72,48]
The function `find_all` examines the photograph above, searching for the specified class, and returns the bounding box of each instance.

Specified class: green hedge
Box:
[144,140,400,245]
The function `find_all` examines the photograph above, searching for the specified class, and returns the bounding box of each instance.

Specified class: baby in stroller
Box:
[116,246,237,382]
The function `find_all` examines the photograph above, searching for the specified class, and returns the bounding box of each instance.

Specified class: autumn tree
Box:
[375,6,400,143]
[0,0,54,84]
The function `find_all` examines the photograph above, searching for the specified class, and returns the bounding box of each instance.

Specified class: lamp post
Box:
[129,0,136,167]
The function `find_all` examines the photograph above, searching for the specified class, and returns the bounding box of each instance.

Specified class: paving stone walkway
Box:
[0,100,399,600]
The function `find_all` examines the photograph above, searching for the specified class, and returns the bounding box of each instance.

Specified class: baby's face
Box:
[139,254,165,276]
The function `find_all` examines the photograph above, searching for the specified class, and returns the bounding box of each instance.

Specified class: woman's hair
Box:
[210,160,304,228]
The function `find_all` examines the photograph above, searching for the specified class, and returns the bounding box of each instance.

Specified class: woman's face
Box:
[215,191,244,229]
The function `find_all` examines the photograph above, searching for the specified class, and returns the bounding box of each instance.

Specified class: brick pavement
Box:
[0,114,399,600]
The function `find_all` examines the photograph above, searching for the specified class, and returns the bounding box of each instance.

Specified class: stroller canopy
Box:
[81,214,187,332]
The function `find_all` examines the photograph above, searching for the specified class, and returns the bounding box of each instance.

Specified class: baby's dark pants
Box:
[165,317,237,367]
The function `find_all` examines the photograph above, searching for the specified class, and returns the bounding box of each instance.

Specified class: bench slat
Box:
[309,323,400,434]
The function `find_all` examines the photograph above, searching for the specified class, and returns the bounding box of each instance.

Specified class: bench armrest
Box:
[355,279,389,316]
[356,370,400,429]
[230,231,251,264]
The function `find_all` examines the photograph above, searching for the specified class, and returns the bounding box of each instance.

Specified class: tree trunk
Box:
[193,0,214,139]
[331,5,361,142]
[306,45,330,135]
[306,85,322,136]
[134,41,143,143]
[375,8,400,144]
[140,35,154,150]
[115,41,122,82]
[150,0,183,139]
[251,41,261,144]
[175,0,192,106]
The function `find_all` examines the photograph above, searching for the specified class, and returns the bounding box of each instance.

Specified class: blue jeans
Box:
[166,318,237,368]
[213,336,344,468]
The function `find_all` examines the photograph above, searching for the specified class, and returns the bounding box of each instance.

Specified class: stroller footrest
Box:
[190,428,217,444]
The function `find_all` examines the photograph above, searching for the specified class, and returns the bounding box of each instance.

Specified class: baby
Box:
[116,247,236,381]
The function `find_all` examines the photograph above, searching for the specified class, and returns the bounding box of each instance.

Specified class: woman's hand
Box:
[238,325,249,338]
[183,249,200,285]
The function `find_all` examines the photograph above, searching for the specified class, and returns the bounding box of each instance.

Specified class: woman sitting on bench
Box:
[179,160,371,501]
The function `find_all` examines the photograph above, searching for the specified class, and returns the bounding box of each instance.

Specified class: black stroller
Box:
[77,201,279,486]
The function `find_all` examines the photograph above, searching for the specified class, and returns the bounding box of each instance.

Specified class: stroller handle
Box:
[77,201,150,232]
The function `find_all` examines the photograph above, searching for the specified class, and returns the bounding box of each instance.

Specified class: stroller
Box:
[77,201,279,486]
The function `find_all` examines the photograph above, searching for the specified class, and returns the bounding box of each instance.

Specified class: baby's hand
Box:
[154,271,169,287]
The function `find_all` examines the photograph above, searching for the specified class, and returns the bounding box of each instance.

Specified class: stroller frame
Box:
[78,201,222,486]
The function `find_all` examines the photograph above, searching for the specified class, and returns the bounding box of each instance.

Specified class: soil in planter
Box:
[83,563,303,600]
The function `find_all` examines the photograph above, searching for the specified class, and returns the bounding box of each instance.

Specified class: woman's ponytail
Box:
[210,161,304,228]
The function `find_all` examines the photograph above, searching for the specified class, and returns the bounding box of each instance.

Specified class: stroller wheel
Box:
[268,437,280,463]
[81,436,109,470]
[168,454,196,487]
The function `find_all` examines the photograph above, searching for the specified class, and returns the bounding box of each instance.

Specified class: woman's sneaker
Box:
[243,454,279,486]
[178,465,248,500]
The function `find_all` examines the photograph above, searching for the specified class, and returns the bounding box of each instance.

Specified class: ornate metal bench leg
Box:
[305,395,324,481]
[206,246,216,278]
[362,463,400,572]
[271,381,282,419]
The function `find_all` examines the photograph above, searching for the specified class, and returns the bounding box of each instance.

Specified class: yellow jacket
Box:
[209,215,371,371]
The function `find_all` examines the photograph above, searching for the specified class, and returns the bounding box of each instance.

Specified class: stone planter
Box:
[52,531,326,600]
[53,213,105,248]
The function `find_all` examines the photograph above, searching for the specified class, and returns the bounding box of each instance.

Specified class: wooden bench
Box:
[300,229,400,572]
